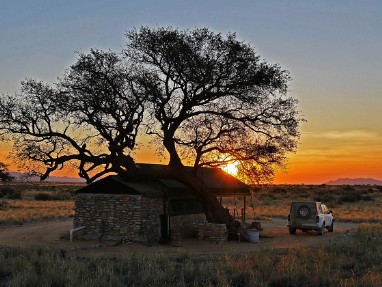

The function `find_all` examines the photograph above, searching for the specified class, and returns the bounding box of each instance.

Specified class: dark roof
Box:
[159,179,196,198]
[136,163,251,196]
[76,164,251,197]
[193,167,251,196]
[76,175,163,198]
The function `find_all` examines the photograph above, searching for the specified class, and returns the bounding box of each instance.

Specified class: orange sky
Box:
[2,126,380,185]
[273,126,382,184]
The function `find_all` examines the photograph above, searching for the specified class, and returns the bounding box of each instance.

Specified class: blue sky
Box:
[1,0,381,183]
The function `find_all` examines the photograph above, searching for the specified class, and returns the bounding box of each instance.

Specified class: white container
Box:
[245,229,260,243]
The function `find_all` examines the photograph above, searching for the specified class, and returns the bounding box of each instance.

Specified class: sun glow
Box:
[222,162,239,176]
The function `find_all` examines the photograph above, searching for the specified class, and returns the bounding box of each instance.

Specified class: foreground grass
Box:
[0,224,381,287]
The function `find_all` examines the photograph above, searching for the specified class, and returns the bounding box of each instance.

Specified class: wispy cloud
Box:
[306,130,382,140]
[291,129,382,164]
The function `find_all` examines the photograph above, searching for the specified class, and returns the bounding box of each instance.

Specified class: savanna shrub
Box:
[314,193,343,206]
[272,187,288,194]
[361,195,373,201]
[0,187,21,199]
[339,190,362,203]
[53,191,73,200]
[0,199,9,210]
[34,193,53,201]
[34,192,72,201]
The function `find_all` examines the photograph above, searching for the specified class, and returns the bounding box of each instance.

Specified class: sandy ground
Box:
[0,218,358,258]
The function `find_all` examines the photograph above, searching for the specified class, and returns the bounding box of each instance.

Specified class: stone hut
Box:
[74,164,251,243]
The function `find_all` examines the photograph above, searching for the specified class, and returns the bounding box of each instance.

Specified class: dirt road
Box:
[0,218,358,258]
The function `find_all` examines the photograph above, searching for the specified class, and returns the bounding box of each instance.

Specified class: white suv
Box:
[287,201,334,235]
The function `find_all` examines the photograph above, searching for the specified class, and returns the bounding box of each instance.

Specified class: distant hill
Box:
[9,172,85,183]
[324,178,382,186]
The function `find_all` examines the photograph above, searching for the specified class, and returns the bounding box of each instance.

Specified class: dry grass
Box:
[0,182,80,225]
[223,185,382,223]
[0,183,381,286]
[0,199,74,225]
[0,224,380,286]
[1,183,381,225]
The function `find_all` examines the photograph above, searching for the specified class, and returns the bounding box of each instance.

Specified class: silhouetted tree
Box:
[0,27,303,241]
[126,27,301,182]
[0,49,146,182]
[125,27,303,239]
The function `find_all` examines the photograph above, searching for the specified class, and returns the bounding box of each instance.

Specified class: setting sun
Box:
[222,162,239,176]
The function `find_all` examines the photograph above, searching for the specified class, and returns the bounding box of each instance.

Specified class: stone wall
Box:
[170,213,207,238]
[198,223,228,243]
[74,193,163,242]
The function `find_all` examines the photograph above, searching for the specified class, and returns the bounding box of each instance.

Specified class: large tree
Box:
[0,49,146,182]
[125,27,303,238]
[125,27,301,180]
[0,27,302,241]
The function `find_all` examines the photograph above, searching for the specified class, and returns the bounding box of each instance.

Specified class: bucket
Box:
[245,229,260,243]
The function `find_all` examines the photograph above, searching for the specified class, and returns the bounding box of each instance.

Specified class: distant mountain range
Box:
[324,178,382,186]
[9,172,85,183]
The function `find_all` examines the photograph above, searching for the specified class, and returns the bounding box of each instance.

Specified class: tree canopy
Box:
[125,27,301,183]
[0,27,302,184]
[0,49,146,182]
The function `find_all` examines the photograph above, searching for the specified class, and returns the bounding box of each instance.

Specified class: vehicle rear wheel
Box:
[289,227,296,235]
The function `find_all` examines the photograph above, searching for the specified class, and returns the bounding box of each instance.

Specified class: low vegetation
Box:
[0,183,78,225]
[223,185,382,223]
[0,200,74,225]
[0,224,380,286]
[1,183,381,225]
[0,183,381,286]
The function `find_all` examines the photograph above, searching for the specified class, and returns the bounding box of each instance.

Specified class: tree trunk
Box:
[163,135,183,168]
[161,129,249,241]
[159,166,250,242]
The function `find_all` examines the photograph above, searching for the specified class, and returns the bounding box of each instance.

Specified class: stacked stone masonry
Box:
[198,223,228,244]
[170,213,207,238]
[74,194,208,242]
[74,194,163,242]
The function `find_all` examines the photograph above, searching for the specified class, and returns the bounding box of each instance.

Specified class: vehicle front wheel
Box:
[327,222,334,232]
[318,223,325,235]
[289,227,296,235]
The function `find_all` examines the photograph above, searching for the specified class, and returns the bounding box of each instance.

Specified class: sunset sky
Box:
[1,0,381,184]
